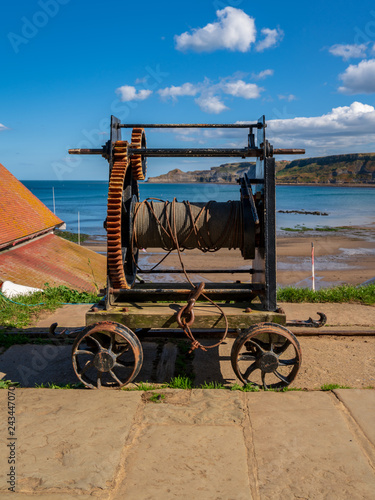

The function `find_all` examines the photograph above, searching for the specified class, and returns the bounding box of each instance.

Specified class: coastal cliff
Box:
[147,153,375,185]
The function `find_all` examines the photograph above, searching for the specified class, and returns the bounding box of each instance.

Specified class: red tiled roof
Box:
[0,163,63,247]
[0,234,106,292]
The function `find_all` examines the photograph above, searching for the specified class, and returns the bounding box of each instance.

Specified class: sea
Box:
[23,181,375,238]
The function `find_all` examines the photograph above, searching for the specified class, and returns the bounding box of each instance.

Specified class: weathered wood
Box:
[86,302,286,331]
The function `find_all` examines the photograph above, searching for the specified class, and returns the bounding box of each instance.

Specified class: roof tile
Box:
[0,163,63,246]
[0,234,106,292]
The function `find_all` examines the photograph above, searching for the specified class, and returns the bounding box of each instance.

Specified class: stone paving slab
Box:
[1,389,375,498]
[142,389,245,425]
[0,390,142,495]
[334,388,375,447]
[246,391,375,500]
[114,424,253,500]
[0,494,103,499]
[34,304,90,329]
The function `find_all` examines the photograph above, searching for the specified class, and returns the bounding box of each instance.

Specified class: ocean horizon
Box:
[23,181,375,237]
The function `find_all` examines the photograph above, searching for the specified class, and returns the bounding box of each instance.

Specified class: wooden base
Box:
[86,302,285,332]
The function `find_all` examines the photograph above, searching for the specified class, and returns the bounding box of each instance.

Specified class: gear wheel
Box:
[106,141,133,289]
[130,128,147,180]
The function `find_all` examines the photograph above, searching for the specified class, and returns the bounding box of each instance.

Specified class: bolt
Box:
[122,307,128,312]
[91,307,99,312]
[245,307,252,313]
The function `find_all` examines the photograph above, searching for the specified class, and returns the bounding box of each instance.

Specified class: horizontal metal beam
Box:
[69,147,305,158]
[118,123,261,129]
[273,149,305,155]
[109,284,265,295]
[137,269,262,274]
[128,147,262,158]
[69,148,103,155]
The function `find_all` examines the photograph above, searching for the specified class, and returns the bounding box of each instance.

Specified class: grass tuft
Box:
[277,284,375,305]
[34,382,85,389]
[0,285,99,329]
[149,392,166,403]
[168,375,193,389]
[321,383,352,391]
[200,381,225,389]
[0,380,20,389]
[280,225,347,233]
[55,230,90,243]
[231,383,260,392]
[122,382,157,391]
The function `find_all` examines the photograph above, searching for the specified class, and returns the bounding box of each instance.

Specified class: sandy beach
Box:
[83,224,375,288]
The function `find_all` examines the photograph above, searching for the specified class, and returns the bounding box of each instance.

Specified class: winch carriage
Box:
[54,115,325,389]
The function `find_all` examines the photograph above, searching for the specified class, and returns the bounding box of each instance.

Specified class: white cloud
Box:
[156,76,263,112]
[222,80,263,99]
[166,102,375,155]
[251,69,274,80]
[278,94,297,102]
[328,43,368,60]
[266,102,375,153]
[158,83,199,101]
[175,7,256,53]
[255,27,284,52]
[0,123,7,131]
[116,85,152,101]
[195,95,228,114]
[338,59,375,94]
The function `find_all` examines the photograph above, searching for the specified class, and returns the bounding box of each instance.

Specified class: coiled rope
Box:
[132,197,230,352]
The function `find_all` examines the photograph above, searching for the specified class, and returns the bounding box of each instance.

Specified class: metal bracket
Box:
[49,322,87,339]
[286,312,327,328]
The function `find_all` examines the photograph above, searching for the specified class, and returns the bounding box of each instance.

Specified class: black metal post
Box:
[264,158,277,311]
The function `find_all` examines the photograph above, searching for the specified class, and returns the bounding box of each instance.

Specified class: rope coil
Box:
[132,197,229,352]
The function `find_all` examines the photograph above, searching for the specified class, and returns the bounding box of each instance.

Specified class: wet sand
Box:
[83,225,375,288]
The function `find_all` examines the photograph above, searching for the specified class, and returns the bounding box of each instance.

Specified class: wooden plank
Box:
[86,302,286,330]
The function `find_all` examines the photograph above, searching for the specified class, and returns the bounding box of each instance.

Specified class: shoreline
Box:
[83,225,375,289]
[146,181,375,188]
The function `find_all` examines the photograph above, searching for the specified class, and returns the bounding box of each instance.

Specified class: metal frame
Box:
[69,115,305,312]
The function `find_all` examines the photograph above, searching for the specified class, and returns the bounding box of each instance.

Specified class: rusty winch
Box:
[56,116,325,390]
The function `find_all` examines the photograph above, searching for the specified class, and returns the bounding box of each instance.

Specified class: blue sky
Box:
[1,0,375,180]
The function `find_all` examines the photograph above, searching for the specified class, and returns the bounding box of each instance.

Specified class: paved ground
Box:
[1,304,374,498]
[1,303,374,389]
[0,388,374,499]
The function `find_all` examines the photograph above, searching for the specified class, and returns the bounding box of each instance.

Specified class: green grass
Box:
[321,383,352,391]
[277,284,375,305]
[168,375,193,389]
[0,285,99,329]
[200,381,225,389]
[231,383,260,392]
[280,225,347,232]
[149,392,166,403]
[280,225,313,232]
[124,382,157,391]
[55,230,90,243]
[123,377,194,391]
[34,382,86,389]
[0,380,20,389]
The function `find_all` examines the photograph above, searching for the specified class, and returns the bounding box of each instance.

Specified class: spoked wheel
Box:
[231,323,302,390]
[72,322,143,389]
